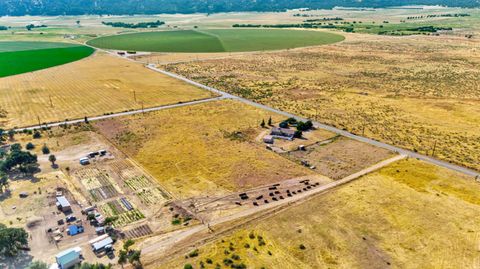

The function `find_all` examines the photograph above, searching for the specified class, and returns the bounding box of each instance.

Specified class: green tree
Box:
[33,131,41,139]
[0,224,29,256]
[26,142,35,150]
[41,144,50,155]
[0,172,8,193]
[7,130,15,140]
[268,117,272,126]
[123,239,135,250]
[48,154,56,166]
[26,261,48,269]
[260,119,265,128]
[118,250,128,268]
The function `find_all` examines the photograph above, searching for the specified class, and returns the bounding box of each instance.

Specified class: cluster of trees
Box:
[26,24,47,30]
[0,224,28,257]
[0,143,39,175]
[0,0,479,16]
[407,13,470,19]
[0,26,8,30]
[304,17,344,22]
[118,239,142,268]
[102,20,165,28]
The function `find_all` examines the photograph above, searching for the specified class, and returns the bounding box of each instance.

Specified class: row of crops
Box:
[110,160,170,205]
[100,197,145,227]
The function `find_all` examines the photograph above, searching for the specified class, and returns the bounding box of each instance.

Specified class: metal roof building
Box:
[55,247,82,269]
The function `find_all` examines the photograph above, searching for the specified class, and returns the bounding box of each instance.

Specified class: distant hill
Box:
[0,0,479,16]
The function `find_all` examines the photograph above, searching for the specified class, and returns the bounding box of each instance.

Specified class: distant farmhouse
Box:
[270,127,296,141]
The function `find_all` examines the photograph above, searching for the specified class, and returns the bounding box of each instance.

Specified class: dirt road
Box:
[140,154,406,265]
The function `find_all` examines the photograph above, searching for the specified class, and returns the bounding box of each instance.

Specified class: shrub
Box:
[41,144,50,155]
[25,143,35,150]
[248,232,255,239]
[33,131,41,139]
[231,254,240,260]
[172,218,181,225]
[184,264,193,269]
[299,244,306,250]
[206,258,213,264]
[244,243,250,248]
[188,249,199,258]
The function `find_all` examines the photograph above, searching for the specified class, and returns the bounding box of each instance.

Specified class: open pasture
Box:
[0,52,214,128]
[165,33,480,171]
[283,136,394,180]
[159,159,480,269]
[0,41,94,77]
[87,29,345,53]
[94,99,314,198]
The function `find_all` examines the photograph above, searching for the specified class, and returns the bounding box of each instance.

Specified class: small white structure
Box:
[55,247,82,269]
[56,196,71,212]
[263,135,274,144]
[79,157,90,165]
[90,235,113,253]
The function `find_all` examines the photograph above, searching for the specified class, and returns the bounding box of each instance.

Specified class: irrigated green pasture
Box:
[87,29,344,52]
[0,41,94,77]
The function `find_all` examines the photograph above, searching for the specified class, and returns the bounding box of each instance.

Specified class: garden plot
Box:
[123,224,153,239]
[73,167,121,202]
[99,197,145,227]
[109,160,170,205]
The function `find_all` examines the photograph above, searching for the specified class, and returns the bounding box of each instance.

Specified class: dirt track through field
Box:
[140,154,406,265]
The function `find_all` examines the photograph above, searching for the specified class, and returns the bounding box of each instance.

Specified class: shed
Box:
[91,236,113,252]
[55,247,82,269]
[68,225,84,236]
[263,135,274,144]
[56,196,71,212]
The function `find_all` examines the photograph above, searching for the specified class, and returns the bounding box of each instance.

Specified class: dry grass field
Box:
[165,34,480,171]
[94,100,314,198]
[160,159,480,269]
[0,52,214,128]
[284,137,394,180]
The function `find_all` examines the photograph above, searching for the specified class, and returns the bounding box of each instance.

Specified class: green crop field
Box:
[0,41,94,77]
[87,29,345,52]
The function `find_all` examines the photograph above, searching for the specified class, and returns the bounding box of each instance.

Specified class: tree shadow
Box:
[0,251,34,269]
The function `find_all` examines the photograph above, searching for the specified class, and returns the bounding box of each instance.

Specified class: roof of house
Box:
[56,196,71,208]
[55,247,81,266]
[92,236,113,251]
[271,127,296,136]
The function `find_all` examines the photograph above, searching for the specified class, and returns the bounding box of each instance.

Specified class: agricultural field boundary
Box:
[140,154,407,265]
[147,66,480,179]
[12,96,225,132]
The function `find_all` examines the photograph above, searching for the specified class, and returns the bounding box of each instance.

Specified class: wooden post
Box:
[432,140,437,157]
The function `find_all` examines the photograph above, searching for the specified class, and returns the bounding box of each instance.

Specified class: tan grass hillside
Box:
[165,34,480,171]
[160,159,480,269]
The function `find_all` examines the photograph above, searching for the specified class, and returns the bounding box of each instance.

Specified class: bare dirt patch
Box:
[283,137,393,180]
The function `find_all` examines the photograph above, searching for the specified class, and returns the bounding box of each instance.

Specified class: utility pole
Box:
[49,95,53,108]
[432,140,437,157]
[141,101,145,115]
[133,90,137,102]
[37,115,41,126]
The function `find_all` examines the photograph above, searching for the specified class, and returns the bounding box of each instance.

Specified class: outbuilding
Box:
[55,247,82,269]
[91,235,113,253]
[56,196,71,212]
[263,135,274,144]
